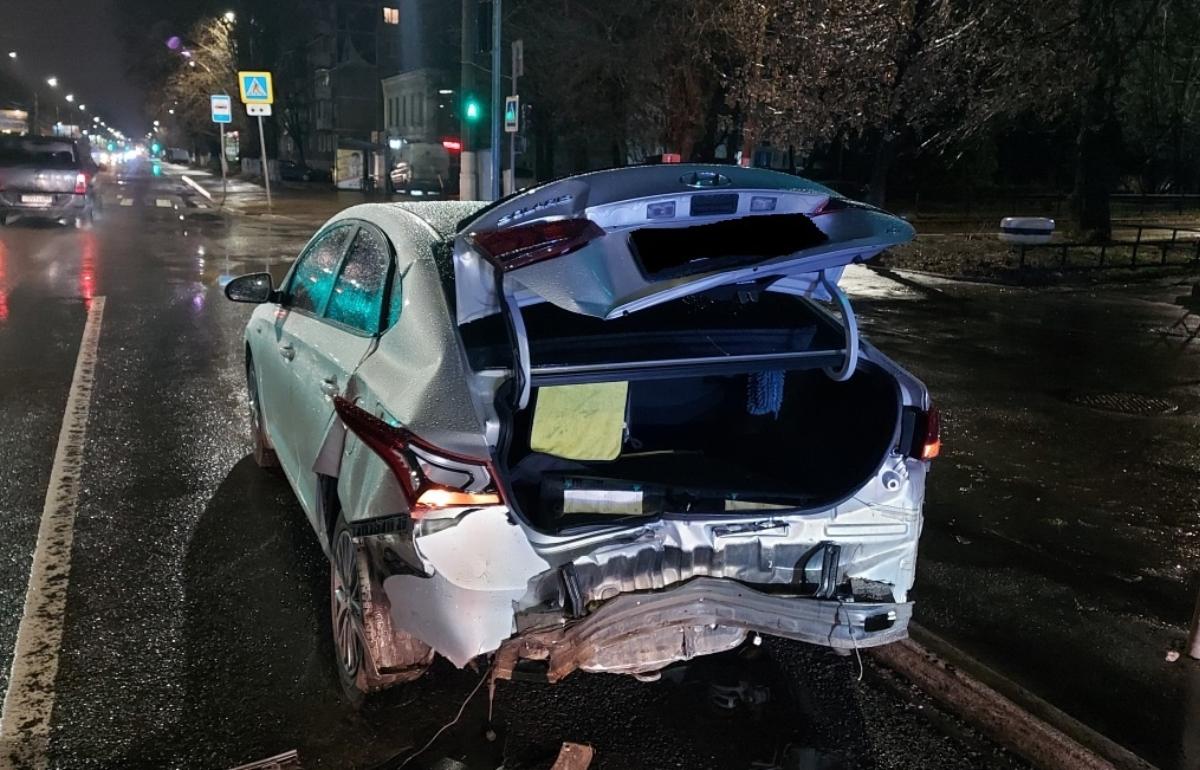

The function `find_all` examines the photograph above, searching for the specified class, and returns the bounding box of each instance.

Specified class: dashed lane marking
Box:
[0,297,106,770]
[155,198,172,208]
[119,198,133,207]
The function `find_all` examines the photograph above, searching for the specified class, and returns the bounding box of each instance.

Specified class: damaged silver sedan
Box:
[223,164,938,703]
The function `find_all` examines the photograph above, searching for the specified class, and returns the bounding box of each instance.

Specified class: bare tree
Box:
[724,0,989,205]
[158,16,242,154]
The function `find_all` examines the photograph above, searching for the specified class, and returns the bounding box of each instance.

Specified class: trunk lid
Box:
[452,164,914,325]
[0,165,81,195]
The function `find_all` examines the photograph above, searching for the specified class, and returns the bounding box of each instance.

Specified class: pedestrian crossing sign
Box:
[238,71,274,105]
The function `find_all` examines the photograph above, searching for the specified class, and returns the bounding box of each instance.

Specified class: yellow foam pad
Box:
[530,382,629,461]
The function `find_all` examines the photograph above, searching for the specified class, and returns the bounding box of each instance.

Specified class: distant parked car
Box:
[279,160,330,183]
[223,165,937,706]
[165,147,190,163]
[0,135,99,227]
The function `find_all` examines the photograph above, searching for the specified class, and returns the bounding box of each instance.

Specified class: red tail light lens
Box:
[74,172,88,195]
[333,396,502,517]
[919,406,941,461]
[471,218,605,270]
[811,196,873,216]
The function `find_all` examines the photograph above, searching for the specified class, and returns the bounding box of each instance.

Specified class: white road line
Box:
[0,297,105,770]
[155,198,173,208]
[180,174,214,202]
[119,198,133,207]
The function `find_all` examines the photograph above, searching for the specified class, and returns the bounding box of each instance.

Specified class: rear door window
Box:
[324,226,393,335]
[287,225,353,314]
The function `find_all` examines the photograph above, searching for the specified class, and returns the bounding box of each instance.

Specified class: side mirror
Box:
[224,272,275,304]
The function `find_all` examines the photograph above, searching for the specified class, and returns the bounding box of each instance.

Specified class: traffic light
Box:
[107,142,115,152]
[464,97,481,122]
[151,142,161,154]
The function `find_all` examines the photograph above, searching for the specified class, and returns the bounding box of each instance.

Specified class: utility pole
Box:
[459,0,477,201]
[257,114,272,208]
[489,0,501,201]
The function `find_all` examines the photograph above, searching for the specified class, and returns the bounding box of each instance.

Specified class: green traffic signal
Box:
[151,142,161,154]
[465,98,481,122]
[107,142,115,152]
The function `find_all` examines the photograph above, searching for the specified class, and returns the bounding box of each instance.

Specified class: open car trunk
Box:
[452,165,918,532]
[502,364,901,532]
[462,291,904,533]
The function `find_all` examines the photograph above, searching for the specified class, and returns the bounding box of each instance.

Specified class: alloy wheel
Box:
[331,526,364,683]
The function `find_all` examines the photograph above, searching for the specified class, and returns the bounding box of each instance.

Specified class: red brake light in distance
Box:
[920,406,941,461]
[441,139,462,152]
[472,218,605,270]
[74,172,88,195]
[333,396,502,517]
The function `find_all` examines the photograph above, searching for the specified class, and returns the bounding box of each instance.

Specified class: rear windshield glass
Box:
[0,139,77,168]
[461,288,844,370]
[630,213,828,280]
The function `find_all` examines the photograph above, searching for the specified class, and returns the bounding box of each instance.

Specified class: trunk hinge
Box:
[498,271,533,409]
[820,270,858,382]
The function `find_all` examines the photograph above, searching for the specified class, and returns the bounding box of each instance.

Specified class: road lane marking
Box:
[181,174,214,202]
[155,198,172,208]
[119,198,133,207]
[0,297,105,770]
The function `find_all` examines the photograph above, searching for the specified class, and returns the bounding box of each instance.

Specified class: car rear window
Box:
[629,213,828,279]
[0,139,77,168]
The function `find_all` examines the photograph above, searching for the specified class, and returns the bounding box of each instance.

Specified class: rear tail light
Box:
[918,406,941,461]
[333,396,502,518]
[471,218,605,270]
[74,172,88,195]
[811,196,872,216]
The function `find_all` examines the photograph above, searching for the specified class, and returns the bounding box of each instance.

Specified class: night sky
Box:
[0,0,144,133]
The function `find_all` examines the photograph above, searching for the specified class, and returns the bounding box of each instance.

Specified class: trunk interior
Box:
[502,364,901,532]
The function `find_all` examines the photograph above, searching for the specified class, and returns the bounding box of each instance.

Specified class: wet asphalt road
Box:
[0,163,1036,770]
[846,268,1200,770]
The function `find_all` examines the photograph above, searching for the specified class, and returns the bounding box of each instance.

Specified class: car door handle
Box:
[320,377,338,396]
[279,344,295,361]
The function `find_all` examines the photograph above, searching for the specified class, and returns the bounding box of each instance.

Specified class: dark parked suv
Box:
[0,135,100,227]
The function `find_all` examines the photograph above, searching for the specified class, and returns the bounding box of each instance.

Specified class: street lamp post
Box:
[489,0,501,201]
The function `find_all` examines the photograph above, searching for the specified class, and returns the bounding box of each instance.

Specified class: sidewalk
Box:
[162,163,401,226]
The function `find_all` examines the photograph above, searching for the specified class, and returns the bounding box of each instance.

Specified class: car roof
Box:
[388,201,488,239]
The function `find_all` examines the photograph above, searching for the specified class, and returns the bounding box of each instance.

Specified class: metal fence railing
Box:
[1011,221,1200,269]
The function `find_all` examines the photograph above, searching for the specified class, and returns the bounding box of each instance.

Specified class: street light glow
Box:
[93,116,100,123]
[65,93,75,102]
[79,104,86,111]
[223,10,236,22]
[168,108,175,115]
[46,76,57,87]
[6,51,15,60]
[153,120,160,126]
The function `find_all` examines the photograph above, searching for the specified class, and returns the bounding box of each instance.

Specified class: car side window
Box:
[287,226,352,314]
[325,227,393,335]
[386,270,403,329]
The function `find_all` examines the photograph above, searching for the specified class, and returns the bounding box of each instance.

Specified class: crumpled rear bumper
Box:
[493,576,911,682]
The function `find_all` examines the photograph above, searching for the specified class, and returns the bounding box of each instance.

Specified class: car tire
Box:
[329,517,416,708]
[246,358,279,468]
